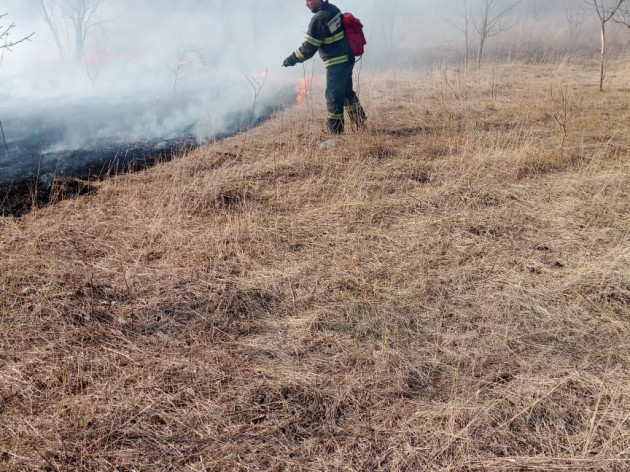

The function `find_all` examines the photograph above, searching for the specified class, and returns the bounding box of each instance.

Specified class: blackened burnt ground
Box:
[0,90,294,217]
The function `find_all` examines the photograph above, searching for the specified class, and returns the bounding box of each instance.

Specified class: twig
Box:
[499,374,575,429]
[102,346,137,364]
[238,68,268,155]
[88,401,156,450]
[245,67,268,126]
[171,47,204,98]
[549,83,571,149]
[0,119,8,156]
[0,22,34,50]
[24,419,60,471]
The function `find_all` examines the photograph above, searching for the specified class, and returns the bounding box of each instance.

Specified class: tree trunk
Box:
[75,23,84,63]
[476,1,489,66]
[599,19,606,92]
[39,1,66,60]
[464,0,470,68]
[477,31,486,66]
[465,28,469,68]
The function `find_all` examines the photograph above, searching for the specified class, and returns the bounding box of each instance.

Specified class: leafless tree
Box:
[0,13,34,52]
[1,13,34,156]
[549,84,572,149]
[39,0,66,60]
[613,1,630,28]
[379,12,397,55]
[473,0,520,66]
[447,0,473,68]
[170,47,205,98]
[38,0,105,63]
[566,4,587,41]
[245,68,268,127]
[587,0,625,92]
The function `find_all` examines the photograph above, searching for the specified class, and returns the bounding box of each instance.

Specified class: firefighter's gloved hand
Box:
[282,56,296,67]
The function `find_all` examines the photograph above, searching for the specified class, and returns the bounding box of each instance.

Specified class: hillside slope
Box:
[1,58,629,471]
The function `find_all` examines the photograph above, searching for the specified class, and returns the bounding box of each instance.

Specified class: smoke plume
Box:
[0,0,616,188]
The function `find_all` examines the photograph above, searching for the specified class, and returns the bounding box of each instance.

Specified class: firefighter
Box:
[283,0,367,134]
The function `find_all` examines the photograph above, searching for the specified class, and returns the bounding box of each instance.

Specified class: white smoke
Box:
[0,0,622,187]
[1,0,309,186]
[2,0,605,102]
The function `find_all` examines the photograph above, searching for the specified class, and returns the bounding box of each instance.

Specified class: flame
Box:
[176,56,204,67]
[295,77,309,103]
[82,51,109,64]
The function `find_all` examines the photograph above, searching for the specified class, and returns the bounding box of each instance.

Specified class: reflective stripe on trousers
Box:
[324,55,349,68]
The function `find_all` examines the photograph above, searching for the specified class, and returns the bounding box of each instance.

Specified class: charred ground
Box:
[1,57,629,471]
[0,89,295,217]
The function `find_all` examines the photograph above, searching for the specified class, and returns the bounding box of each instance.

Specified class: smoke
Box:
[0,0,309,186]
[2,0,603,96]
[0,0,615,94]
[1,1,306,107]
[0,0,621,187]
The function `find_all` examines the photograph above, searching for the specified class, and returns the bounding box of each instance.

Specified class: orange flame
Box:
[176,57,204,67]
[82,51,109,64]
[295,78,309,103]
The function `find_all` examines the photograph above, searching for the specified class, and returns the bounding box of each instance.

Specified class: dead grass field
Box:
[1,56,630,471]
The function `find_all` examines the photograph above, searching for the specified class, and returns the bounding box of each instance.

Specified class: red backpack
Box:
[343,12,366,57]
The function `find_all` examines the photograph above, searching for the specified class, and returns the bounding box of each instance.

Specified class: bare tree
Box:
[447,0,473,68]
[473,0,520,66]
[379,12,397,56]
[614,1,630,28]
[170,47,205,98]
[0,13,34,52]
[38,0,105,63]
[1,13,33,156]
[549,84,573,149]
[38,1,65,60]
[566,4,587,41]
[587,0,625,92]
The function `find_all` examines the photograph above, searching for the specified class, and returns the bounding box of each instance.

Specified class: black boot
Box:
[327,117,344,134]
[347,102,367,130]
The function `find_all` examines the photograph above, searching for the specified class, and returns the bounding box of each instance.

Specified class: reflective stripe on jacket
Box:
[290,2,350,68]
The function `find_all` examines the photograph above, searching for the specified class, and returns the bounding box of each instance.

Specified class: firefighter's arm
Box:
[283,40,318,67]
[283,18,323,67]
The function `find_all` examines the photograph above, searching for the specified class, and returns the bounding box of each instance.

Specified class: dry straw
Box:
[1,56,629,471]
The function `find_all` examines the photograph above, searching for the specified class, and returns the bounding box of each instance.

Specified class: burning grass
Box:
[1,56,630,471]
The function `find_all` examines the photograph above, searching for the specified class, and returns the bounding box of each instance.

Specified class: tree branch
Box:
[588,0,625,22]
[0,14,34,50]
[613,2,630,27]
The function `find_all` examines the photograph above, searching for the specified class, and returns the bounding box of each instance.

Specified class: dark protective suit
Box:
[283,1,366,133]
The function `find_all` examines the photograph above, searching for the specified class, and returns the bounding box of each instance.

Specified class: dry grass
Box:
[1,56,630,471]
